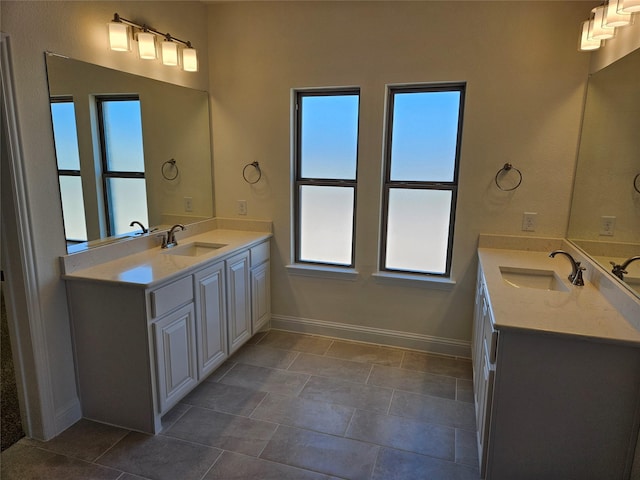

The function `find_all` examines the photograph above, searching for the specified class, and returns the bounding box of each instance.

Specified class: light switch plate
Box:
[600,216,616,236]
[522,212,537,232]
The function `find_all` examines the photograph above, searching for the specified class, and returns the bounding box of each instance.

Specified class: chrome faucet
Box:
[129,220,148,234]
[549,250,586,286]
[610,256,640,280]
[162,224,186,249]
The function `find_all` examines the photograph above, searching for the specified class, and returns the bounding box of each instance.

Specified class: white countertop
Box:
[63,229,271,288]
[478,248,640,346]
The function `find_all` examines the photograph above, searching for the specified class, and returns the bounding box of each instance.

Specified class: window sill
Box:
[286,263,359,281]
[372,271,456,289]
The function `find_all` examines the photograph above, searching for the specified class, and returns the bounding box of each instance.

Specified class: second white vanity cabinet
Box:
[472,252,640,480]
[65,236,271,434]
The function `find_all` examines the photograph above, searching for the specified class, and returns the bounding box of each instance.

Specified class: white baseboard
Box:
[54,399,82,436]
[270,315,471,359]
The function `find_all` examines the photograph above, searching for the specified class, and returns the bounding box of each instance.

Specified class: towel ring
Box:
[243,161,262,184]
[634,173,640,194]
[495,163,522,191]
[162,159,179,181]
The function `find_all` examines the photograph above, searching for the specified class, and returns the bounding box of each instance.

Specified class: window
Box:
[380,84,465,277]
[97,96,149,236]
[294,89,360,267]
[50,97,88,243]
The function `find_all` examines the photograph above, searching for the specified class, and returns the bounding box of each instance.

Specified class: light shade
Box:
[605,0,633,27]
[579,20,601,51]
[108,22,129,51]
[182,47,198,72]
[161,40,178,66]
[137,31,156,60]
[589,6,616,40]
[619,0,640,13]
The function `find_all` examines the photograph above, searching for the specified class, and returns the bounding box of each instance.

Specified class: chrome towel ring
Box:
[162,158,179,181]
[495,163,522,191]
[634,173,640,194]
[243,161,262,184]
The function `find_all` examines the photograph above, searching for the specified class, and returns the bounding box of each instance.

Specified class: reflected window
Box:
[97,97,148,236]
[50,97,88,242]
[381,84,465,276]
[294,90,359,267]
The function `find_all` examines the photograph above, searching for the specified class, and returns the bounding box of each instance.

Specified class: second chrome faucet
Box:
[549,250,585,286]
[162,224,186,249]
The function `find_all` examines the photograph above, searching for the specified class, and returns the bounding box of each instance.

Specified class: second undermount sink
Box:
[499,266,569,292]
[163,242,227,257]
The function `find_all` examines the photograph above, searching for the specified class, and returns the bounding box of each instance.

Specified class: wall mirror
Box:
[567,46,640,298]
[45,53,214,253]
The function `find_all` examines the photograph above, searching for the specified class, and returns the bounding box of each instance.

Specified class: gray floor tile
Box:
[456,428,480,467]
[372,447,480,480]
[288,353,372,383]
[204,450,337,480]
[1,443,121,480]
[402,351,473,380]
[390,390,476,430]
[457,379,475,403]
[96,431,221,480]
[203,360,236,383]
[345,409,455,460]
[219,363,310,395]
[181,380,267,415]
[251,392,354,436]
[163,406,277,456]
[20,419,128,462]
[257,330,333,354]
[299,375,393,413]
[368,364,456,399]
[118,474,153,480]
[246,330,269,344]
[230,343,300,369]
[161,403,190,431]
[324,340,404,366]
[260,425,379,480]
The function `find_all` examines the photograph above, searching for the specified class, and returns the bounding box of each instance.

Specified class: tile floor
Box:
[0,330,481,480]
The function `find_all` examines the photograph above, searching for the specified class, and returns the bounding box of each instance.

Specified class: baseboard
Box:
[54,398,82,437]
[270,315,471,358]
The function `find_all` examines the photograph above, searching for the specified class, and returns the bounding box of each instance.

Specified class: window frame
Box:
[96,95,146,237]
[379,83,466,278]
[293,88,360,268]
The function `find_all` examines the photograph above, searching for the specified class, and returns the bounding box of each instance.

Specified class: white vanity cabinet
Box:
[66,237,271,433]
[472,263,640,480]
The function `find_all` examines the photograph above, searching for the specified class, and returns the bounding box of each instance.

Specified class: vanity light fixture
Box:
[107,13,197,72]
[578,1,639,52]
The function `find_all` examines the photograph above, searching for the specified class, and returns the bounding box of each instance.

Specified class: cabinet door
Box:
[153,303,198,413]
[194,262,228,379]
[251,260,271,334]
[226,250,251,354]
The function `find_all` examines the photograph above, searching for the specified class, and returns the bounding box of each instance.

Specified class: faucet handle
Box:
[571,262,586,286]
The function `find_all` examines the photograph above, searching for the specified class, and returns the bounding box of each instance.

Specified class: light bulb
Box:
[619,0,640,13]
[162,40,178,66]
[108,22,129,51]
[579,20,601,51]
[605,0,632,27]
[182,47,198,72]
[137,31,156,60]
[589,6,616,40]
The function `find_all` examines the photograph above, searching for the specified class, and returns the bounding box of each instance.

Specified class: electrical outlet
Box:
[184,197,193,212]
[522,212,537,232]
[600,216,616,236]
[237,200,247,216]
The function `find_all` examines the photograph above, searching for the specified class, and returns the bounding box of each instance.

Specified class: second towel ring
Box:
[162,159,179,181]
[495,163,522,191]
[634,173,640,194]
[243,161,262,184]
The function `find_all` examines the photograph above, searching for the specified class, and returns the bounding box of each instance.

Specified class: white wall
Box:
[208,1,592,349]
[0,0,209,439]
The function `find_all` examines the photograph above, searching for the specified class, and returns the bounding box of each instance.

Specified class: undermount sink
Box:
[499,266,569,292]
[162,242,227,257]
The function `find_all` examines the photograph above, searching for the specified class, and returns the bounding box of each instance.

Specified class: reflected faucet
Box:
[549,250,586,286]
[610,256,640,281]
[162,224,186,249]
[129,220,148,234]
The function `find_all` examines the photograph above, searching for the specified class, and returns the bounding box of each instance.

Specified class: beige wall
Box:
[208,1,592,345]
[1,0,209,439]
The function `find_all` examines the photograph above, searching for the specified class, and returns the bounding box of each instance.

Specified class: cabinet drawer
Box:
[482,297,498,364]
[250,241,270,267]
[150,276,194,319]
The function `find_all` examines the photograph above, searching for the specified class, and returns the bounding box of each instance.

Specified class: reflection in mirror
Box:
[567,47,640,298]
[45,53,214,253]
